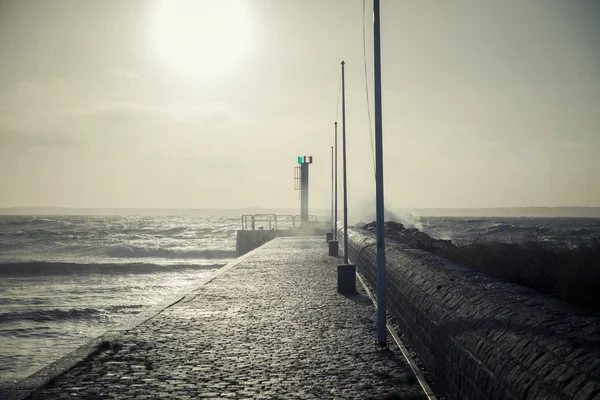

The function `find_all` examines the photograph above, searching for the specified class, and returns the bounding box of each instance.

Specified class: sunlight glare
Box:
[152,0,253,79]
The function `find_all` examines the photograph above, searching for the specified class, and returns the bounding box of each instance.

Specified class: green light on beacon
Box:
[297,156,313,164]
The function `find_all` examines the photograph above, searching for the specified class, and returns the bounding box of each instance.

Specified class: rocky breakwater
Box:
[360,220,455,252]
[342,221,600,400]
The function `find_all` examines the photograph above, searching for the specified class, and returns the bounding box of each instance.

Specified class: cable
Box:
[363,0,376,177]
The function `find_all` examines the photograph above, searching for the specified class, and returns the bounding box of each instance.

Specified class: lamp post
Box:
[335,60,356,295]
[334,121,338,239]
[373,0,387,346]
[341,61,349,265]
[331,145,334,235]
[329,122,340,257]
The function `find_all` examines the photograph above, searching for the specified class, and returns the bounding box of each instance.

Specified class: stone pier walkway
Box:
[14,237,425,399]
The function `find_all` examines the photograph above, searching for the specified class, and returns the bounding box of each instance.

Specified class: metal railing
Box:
[241,214,322,230]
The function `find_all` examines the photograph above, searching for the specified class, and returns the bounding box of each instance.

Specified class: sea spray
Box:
[352,196,427,234]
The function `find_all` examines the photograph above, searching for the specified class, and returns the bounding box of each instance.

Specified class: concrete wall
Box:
[236,227,329,256]
[340,227,600,400]
[236,230,279,257]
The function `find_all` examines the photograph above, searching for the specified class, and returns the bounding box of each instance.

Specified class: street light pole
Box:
[335,60,356,295]
[373,0,387,346]
[331,145,334,234]
[341,61,349,265]
[334,121,338,239]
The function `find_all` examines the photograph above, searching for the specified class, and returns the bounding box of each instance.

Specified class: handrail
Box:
[241,214,325,230]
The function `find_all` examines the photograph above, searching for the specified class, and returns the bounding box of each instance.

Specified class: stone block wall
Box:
[341,227,600,400]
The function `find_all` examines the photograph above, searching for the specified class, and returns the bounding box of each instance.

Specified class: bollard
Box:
[328,240,339,257]
[337,264,356,294]
[326,232,333,242]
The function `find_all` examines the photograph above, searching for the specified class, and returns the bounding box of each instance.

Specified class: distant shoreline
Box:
[1,206,600,218]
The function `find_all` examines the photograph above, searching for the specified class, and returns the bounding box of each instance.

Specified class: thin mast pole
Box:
[341,61,349,264]
[334,121,338,239]
[373,0,387,345]
[331,145,334,234]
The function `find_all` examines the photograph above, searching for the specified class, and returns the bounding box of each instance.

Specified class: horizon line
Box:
[1,206,600,210]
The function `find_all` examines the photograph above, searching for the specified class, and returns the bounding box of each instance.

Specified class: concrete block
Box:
[337,264,356,294]
[328,240,339,257]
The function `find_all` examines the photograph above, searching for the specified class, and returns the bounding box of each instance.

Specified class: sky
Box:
[0,0,599,211]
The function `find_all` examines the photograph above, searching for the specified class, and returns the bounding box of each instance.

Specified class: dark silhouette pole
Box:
[331,145,334,234]
[334,121,338,239]
[341,61,349,264]
[373,0,387,345]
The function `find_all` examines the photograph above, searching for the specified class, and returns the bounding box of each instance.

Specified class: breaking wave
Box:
[421,217,600,244]
[0,262,223,276]
[104,246,236,259]
[0,308,105,323]
[0,305,146,324]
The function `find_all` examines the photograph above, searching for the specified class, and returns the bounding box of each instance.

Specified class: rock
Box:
[384,221,405,232]
[415,232,431,241]
[361,221,376,231]
[359,220,457,253]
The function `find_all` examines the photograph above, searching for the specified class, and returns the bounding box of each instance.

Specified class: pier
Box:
[1,237,427,400]
[3,224,599,399]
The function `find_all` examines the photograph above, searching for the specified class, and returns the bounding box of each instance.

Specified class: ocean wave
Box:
[484,224,552,235]
[0,308,105,323]
[0,217,57,227]
[0,219,34,226]
[31,218,57,225]
[105,304,145,313]
[567,228,595,236]
[0,262,223,276]
[0,297,49,306]
[457,218,489,224]
[105,246,236,259]
[0,326,53,338]
[161,227,189,235]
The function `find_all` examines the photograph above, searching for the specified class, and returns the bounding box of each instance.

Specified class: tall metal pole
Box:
[341,61,349,264]
[331,145,334,234]
[334,121,338,239]
[373,0,387,345]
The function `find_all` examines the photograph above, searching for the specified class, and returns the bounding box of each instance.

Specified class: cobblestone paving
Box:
[27,237,424,399]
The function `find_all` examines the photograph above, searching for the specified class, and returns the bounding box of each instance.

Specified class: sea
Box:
[0,215,238,383]
[1,214,600,383]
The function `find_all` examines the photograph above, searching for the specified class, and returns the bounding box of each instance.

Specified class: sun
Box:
[151,0,254,80]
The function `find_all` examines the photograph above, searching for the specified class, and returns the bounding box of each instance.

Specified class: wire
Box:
[363,0,376,178]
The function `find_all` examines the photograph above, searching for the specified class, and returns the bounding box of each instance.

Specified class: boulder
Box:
[360,220,456,253]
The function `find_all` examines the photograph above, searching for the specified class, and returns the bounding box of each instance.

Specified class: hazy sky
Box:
[0,0,598,210]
